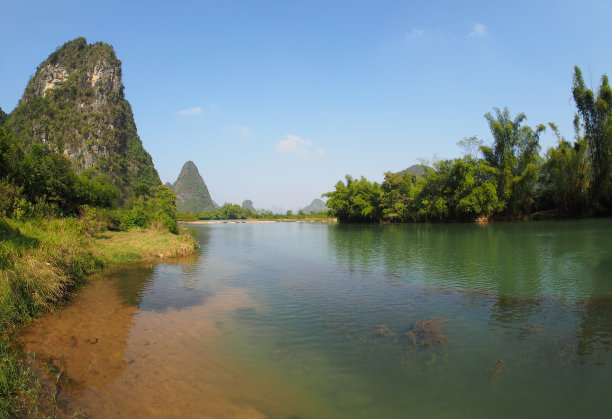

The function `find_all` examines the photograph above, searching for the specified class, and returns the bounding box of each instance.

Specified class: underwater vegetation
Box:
[405,318,449,351]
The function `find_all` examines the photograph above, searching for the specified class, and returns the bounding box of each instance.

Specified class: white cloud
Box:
[229,124,252,136]
[469,23,486,37]
[209,104,217,110]
[407,28,424,39]
[275,134,326,156]
[179,106,203,115]
[276,134,313,155]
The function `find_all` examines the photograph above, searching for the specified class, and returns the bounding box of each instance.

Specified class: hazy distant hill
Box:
[302,198,329,214]
[242,200,254,211]
[172,161,215,213]
[4,37,160,200]
[398,164,430,178]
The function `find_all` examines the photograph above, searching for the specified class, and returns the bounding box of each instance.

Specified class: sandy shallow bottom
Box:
[19,268,269,418]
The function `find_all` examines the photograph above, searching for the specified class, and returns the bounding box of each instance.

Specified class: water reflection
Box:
[17,220,612,418]
[116,256,208,312]
[575,297,612,362]
[326,220,612,299]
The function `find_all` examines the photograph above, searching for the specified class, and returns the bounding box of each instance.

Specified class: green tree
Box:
[380,171,421,222]
[414,158,498,221]
[323,175,382,223]
[214,203,245,220]
[480,107,544,215]
[572,66,612,211]
[0,127,24,181]
[539,122,590,215]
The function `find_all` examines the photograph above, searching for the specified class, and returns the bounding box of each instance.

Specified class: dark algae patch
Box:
[405,318,449,351]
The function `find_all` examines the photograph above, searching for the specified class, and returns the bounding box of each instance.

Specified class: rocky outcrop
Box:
[302,199,329,214]
[172,161,215,213]
[5,37,160,199]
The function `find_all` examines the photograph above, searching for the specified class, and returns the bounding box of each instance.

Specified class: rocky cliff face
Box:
[172,161,215,213]
[5,37,160,198]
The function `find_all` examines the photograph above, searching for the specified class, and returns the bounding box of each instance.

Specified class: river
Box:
[18,219,612,418]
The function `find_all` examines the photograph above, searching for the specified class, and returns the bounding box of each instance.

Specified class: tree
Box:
[414,157,499,221]
[539,122,589,215]
[214,203,245,220]
[480,107,544,215]
[323,175,382,223]
[572,66,612,212]
[381,171,421,222]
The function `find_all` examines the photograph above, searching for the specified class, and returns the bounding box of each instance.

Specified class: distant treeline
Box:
[178,204,331,221]
[324,67,611,223]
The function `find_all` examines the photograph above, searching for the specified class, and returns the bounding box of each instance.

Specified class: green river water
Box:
[20,219,612,418]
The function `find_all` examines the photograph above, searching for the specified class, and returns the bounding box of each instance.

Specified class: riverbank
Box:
[0,216,199,417]
[182,218,337,224]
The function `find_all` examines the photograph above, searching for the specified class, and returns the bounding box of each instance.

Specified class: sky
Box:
[2,0,612,211]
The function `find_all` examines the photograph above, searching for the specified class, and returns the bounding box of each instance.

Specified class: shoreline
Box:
[182,218,338,224]
[0,217,199,417]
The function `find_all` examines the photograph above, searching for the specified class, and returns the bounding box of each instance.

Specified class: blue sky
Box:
[2,0,612,211]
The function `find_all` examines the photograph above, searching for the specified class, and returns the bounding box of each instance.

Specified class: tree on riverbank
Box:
[324,67,611,223]
[572,67,612,213]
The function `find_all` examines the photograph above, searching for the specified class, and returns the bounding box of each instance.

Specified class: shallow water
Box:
[19,219,612,418]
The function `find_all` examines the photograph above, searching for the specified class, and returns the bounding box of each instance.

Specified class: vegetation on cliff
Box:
[171,161,215,213]
[325,67,611,223]
[4,38,160,201]
[0,38,197,417]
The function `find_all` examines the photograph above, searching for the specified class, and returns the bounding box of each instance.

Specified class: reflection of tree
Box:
[575,297,612,361]
[489,294,547,327]
[326,223,549,297]
[116,265,156,307]
[327,224,383,270]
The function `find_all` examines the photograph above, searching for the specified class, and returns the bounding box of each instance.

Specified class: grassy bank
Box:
[0,216,198,417]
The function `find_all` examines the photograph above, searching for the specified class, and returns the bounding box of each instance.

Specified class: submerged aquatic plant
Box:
[520,324,544,338]
[488,359,505,381]
[405,318,449,351]
[375,324,394,336]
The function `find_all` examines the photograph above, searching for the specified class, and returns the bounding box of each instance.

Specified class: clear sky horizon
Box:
[2,0,612,211]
